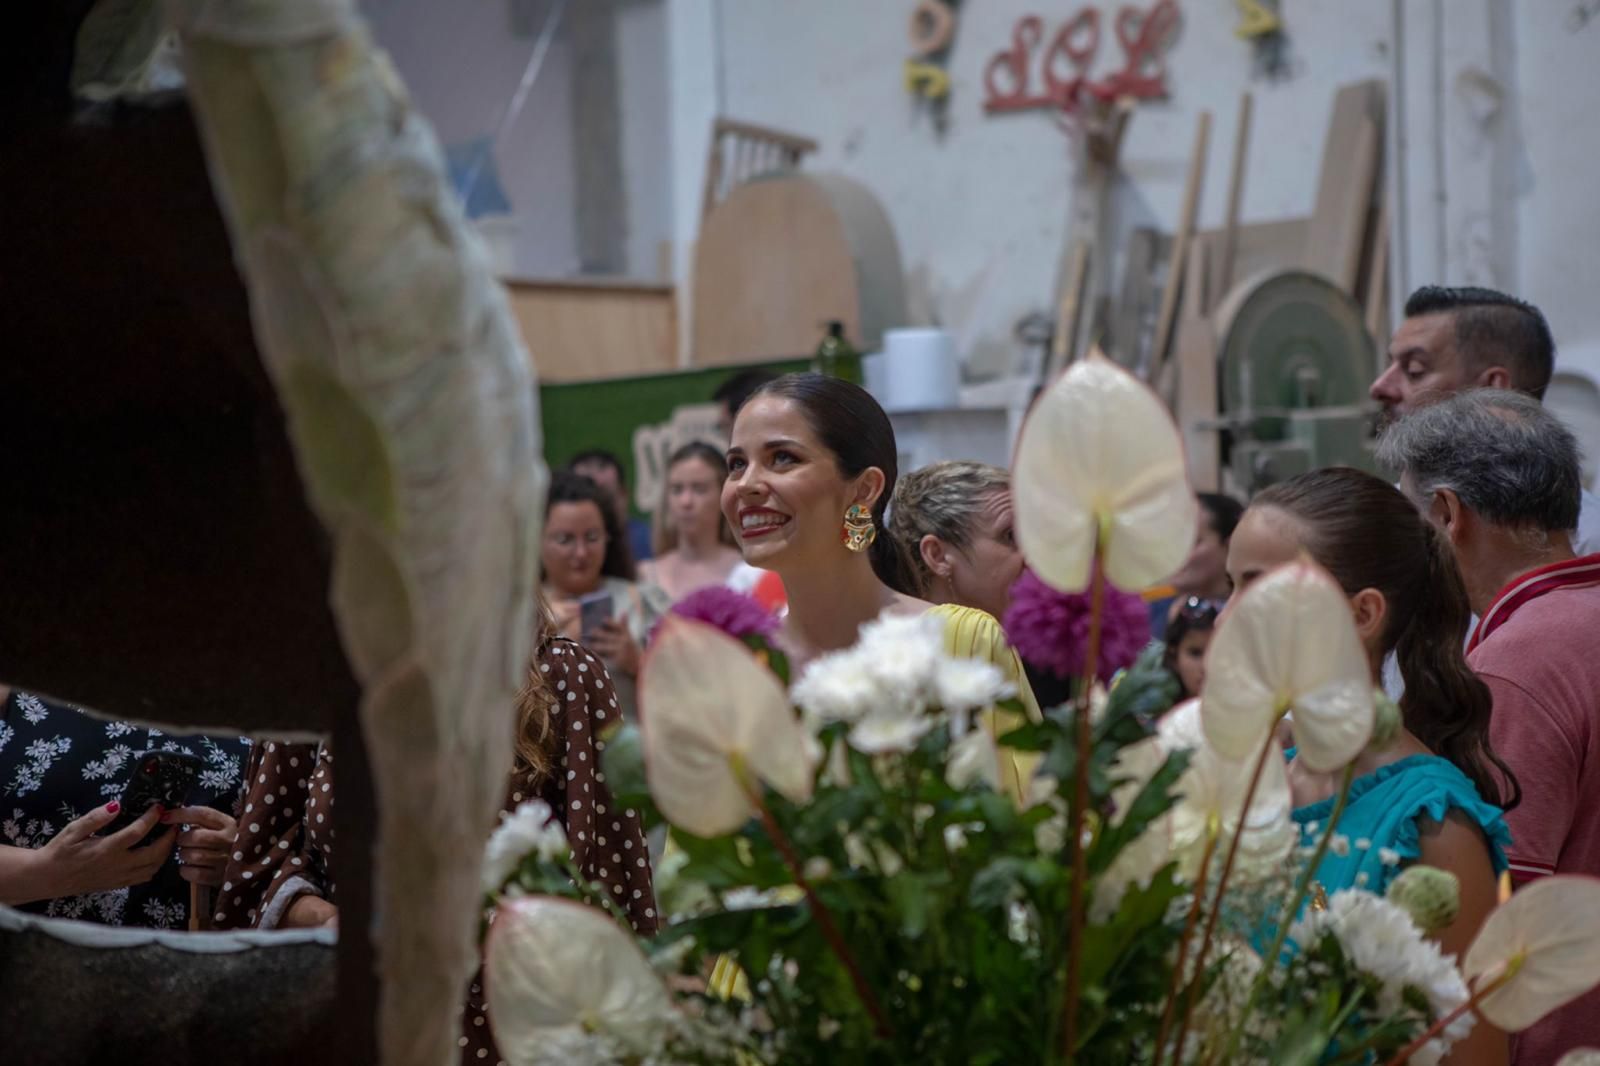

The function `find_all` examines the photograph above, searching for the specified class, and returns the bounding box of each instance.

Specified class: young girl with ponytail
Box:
[1230,467,1517,1066]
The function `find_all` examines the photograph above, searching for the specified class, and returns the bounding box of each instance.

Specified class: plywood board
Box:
[505,279,677,383]
[691,173,906,368]
[1304,80,1385,293]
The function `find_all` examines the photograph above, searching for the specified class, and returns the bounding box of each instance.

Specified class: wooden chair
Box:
[700,117,819,222]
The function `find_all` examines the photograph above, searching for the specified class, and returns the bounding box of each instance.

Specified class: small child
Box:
[1163,596,1222,700]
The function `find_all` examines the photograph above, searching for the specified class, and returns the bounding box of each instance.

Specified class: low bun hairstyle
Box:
[747,373,919,596]
[1252,468,1519,811]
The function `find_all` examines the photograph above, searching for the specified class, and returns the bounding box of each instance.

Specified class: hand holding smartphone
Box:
[100,750,202,847]
[578,590,614,642]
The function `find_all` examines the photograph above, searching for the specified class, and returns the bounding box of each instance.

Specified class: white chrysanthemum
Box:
[791,645,882,724]
[933,657,1013,711]
[1291,889,1472,1064]
[482,800,569,894]
[849,702,938,754]
[721,887,786,911]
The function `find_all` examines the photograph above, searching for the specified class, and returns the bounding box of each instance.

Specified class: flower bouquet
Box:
[480,356,1600,1065]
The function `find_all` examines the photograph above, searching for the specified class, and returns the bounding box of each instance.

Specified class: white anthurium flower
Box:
[1462,875,1600,1032]
[1012,351,1198,593]
[1556,1051,1600,1066]
[640,617,816,837]
[1201,560,1375,773]
[486,896,672,1064]
[1160,700,1294,883]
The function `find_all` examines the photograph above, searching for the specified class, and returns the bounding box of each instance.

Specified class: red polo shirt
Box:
[1467,553,1600,1064]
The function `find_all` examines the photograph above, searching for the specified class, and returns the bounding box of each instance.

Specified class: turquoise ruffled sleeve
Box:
[1291,754,1511,899]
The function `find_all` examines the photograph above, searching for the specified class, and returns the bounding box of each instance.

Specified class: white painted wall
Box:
[365,0,672,281]
[671,0,1393,378]
[1513,3,1600,381]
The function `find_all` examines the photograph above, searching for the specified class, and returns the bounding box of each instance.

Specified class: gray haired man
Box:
[1379,389,1600,1063]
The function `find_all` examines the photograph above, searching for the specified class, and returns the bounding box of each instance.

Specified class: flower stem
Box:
[1216,761,1359,1065]
[744,781,894,1039]
[1170,734,1281,1066]
[1379,962,1515,1066]
[1153,819,1220,1061]
[1062,559,1106,1057]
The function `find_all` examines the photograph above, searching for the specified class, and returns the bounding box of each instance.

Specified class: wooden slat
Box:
[1112,227,1161,369]
[1218,92,1254,296]
[1174,238,1220,490]
[1148,110,1212,382]
[1045,240,1091,381]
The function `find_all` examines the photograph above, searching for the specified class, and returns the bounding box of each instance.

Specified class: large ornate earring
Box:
[841,504,877,553]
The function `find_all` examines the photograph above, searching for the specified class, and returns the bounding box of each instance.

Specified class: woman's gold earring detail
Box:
[842,504,877,553]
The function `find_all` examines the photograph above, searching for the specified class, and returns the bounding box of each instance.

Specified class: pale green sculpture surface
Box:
[171,1,546,1061]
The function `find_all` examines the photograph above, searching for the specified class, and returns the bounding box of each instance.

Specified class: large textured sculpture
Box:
[170,1,547,1061]
[0,1,545,1062]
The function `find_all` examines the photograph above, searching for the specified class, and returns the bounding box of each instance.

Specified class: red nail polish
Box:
[106,801,121,814]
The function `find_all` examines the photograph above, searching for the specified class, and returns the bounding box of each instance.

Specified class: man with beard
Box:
[1372,285,1599,553]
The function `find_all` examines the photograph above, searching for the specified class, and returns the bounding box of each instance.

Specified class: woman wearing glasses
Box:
[541,471,670,722]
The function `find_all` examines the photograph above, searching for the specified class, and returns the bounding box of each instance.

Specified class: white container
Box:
[861,352,888,402]
[879,328,960,412]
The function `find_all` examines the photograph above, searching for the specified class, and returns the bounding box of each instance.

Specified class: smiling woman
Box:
[721,373,1042,797]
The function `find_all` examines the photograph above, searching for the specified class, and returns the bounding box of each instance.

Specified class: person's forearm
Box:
[0,844,48,906]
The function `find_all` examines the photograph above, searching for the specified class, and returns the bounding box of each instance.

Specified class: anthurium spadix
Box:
[639,616,816,837]
[1013,351,1198,593]
[1201,560,1375,773]
[486,896,672,1063]
[1462,875,1600,1032]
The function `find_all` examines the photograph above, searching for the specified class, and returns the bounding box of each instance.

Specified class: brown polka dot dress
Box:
[214,638,657,1065]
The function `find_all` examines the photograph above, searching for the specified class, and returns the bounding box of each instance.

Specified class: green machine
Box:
[1208,270,1381,496]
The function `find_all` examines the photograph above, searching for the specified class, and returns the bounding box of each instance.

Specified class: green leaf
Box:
[598,723,657,823]
[1077,866,1185,990]
[886,870,945,938]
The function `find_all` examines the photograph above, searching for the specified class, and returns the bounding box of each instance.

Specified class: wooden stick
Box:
[1218,93,1253,296]
[1149,111,1212,383]
[1046,241,1091,381]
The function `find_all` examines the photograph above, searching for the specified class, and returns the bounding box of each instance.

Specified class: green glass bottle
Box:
[814,320,856,379]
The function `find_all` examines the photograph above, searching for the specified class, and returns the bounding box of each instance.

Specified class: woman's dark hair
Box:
[654,441,736,555]
[1198,492,1245,542]
[1253,467,1519,811]
[544,471,636,582]
[747,373,918,595]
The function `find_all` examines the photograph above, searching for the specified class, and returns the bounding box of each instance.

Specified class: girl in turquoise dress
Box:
[1228,468,1519,1066]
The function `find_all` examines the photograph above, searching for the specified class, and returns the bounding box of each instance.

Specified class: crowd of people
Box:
[2,285,1597,1064]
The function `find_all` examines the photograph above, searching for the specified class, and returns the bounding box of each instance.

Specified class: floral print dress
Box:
[213,637,657,1066]
[0,689,252,927]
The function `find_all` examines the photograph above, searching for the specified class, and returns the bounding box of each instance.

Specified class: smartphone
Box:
[100,750,203,846]
[578,590,614,641]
